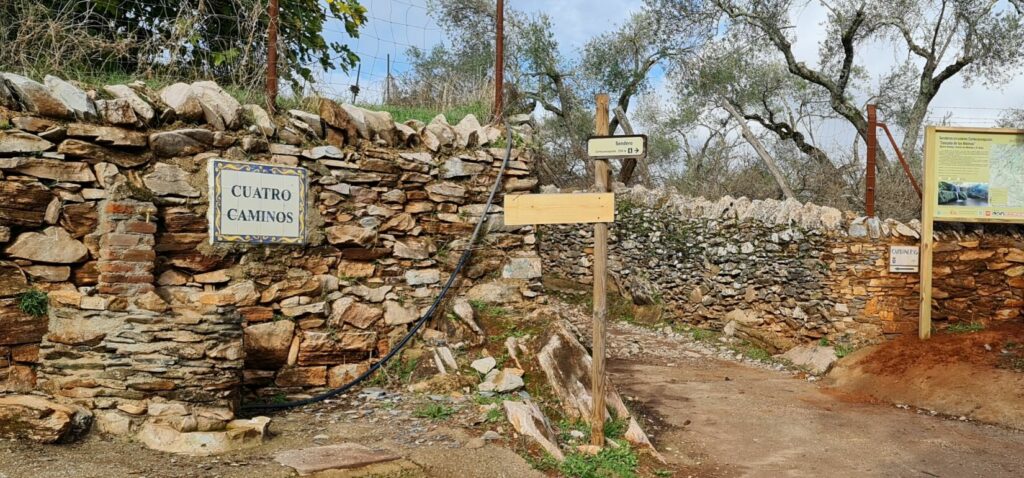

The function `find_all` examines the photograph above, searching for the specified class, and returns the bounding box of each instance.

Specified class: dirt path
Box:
[600,321,1024,477]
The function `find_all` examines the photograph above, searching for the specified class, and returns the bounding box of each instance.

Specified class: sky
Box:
[317,0,1024,146]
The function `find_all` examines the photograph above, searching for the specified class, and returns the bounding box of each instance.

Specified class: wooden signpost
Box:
[504,93,646,447]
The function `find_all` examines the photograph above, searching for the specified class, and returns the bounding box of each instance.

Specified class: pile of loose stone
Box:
[0,71,543,451]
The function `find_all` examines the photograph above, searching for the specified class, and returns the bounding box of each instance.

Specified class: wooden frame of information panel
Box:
[920,126,1024,338]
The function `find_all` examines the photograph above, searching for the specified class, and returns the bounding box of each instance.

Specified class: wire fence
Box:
[0,0,494,112]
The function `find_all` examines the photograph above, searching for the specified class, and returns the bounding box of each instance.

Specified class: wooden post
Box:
[492,0,505,120]
[590,93,610,446]
[866,104,878,217]
[266,0,280,113]
[919,126,936,339]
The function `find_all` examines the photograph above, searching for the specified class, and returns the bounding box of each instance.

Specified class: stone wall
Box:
[542,186,1024,352]
[0,72,539,436]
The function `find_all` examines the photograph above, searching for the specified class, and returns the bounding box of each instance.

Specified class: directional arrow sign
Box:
[586,134,647,159]
[503,193,614,226]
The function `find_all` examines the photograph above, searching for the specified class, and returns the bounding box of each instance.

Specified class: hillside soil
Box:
[826,321,1024,429]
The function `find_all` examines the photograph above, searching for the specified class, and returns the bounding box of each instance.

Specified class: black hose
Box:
[241,121,514,412]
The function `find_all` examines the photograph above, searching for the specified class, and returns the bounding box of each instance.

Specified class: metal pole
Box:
[866,104,877,217]
[493,0,505,120]
[385,54,391,105]
[590,93,610,447]
[266,0,279,113]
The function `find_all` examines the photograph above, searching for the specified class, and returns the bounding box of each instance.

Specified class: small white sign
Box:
[889,245,920,273]
[586,135,647,158]
[208,159,308,244]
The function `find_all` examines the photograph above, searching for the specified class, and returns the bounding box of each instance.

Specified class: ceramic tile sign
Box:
[208,159,308,244]
[889,245,920,273]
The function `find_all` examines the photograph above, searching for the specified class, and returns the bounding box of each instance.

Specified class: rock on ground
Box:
[781,344,838,375]
[0,395,93,443]
[275,443,400,476]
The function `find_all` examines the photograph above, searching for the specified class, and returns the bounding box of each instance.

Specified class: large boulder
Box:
[191,81,242,130]
[242,104,276,137]
[143,163,200,197]
[6,226,88,263]
[275,443,399,476]
[243,320,295,369]
[536,319,664,461]
[103,84,156,124]
[780,344,838,375]
[0,395,93,443]
[1,73,72,118]
[159,83,205,121]
[329,297,382,329]
[137,420,267,456]
[43,75,97,120]
[0,130,52,154]
[503,400,564,461]
[58,139,149,168]
[149,129,214,157]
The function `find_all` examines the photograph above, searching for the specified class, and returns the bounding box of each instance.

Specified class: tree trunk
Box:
[722,101,796,200]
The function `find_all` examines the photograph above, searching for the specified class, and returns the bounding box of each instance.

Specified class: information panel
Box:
[926,127,1024,222]
[208,159,308,244]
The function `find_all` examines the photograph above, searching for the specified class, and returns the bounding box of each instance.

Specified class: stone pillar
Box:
[96,200,158,296]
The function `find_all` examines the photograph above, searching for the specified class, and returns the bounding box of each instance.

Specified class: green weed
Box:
[526,453,561,472]
[367,357,419,387]
[18,289,48,317]
[468,299,509,318]
[414,403,456,421]
[357,102,489,125]
[559,443,639,478]
[690,327,719,342]
[484,407,504,423]
[946,321,985,334]
[834,343,855,358]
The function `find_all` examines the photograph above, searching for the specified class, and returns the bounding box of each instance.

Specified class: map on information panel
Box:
[929,128,1024,222]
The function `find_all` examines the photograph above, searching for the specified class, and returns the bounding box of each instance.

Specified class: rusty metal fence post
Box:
[866,104,877,217]
[266,0,280,113]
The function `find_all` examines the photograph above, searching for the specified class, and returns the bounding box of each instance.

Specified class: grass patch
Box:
[359,102,489,125]
[738,344,773,362]
[526,453,561,473]
[560,443,639,478]
[689,327,719,343]
[834,343,855,358]
[946,321,985,334]
[414,403,456,421]
[17,289,48,317]
[366,357,419,387]
[484,407,504,423]
[469,300,510,318]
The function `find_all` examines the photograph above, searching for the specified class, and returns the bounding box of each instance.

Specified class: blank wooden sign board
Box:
[503,193,614,226]
[919,126,1024,339]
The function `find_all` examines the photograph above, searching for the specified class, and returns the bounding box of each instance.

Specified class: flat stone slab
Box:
[275,443,400,476]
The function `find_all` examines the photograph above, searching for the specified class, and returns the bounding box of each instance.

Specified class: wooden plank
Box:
[590,93,610,447]
[919,126,937,340]
[503,193,613,226]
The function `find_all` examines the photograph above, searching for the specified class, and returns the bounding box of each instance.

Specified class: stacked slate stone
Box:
[541,185,1024,352]
[0,72,541,443]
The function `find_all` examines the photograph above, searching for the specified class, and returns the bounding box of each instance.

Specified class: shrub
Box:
[18,289,48,317]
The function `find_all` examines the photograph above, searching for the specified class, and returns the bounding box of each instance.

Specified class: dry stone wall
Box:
[0,72,540,439]
[542,186,1024,352]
